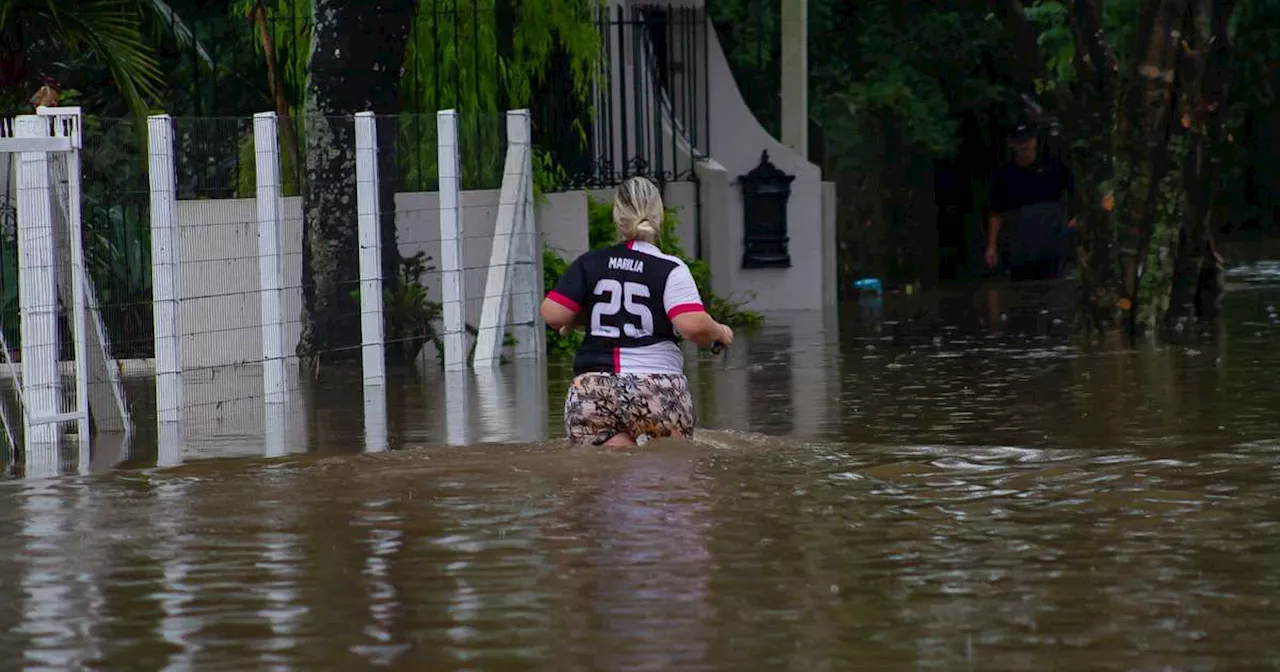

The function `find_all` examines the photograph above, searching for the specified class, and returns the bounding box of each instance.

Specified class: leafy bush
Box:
[350,251,443,365]
[353,251,519,367]
[543,195,762,356]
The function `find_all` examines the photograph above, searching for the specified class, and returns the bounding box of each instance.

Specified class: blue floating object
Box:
[853,278,883,294]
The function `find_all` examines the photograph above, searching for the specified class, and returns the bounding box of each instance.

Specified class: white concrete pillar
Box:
[436,110,467,371]
[474,365,510,443]
[363,384,388,453]
[354,112,387,385]
[264,401,286,459]
[473,110,532,367]
[253,112,288,404]
[511,109,544,360]
[444,369,471,446]
[156,413,183,468]
[148,114,183,425]
[15,115,60,446]
[781,0,808,158]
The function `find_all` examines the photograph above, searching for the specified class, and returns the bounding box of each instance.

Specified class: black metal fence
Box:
[560,4,710,190]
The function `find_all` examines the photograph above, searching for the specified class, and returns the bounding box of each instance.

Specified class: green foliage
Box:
[711,0,1009,173]
[228,0,309,197]
[382,251,444,364]
[1022,0,1142,95]
[398,0,503,190]
[397,0,600,191]
[350,251,444,365]
[1023,2,1073,92]
[229,0,312,107]
[349,251,520,367]
[1,0,164,119]
[235,128,303,198]
[542,195,763,356]
[83,198,154,358]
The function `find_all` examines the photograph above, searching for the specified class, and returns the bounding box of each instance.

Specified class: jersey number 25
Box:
[590,279,654,338]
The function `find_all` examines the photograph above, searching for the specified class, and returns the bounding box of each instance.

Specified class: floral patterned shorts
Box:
[563,373,696,445]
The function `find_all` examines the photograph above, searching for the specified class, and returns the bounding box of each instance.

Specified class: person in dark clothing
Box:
[985,119,1076,281]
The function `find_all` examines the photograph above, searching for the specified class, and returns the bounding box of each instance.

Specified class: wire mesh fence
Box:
[168,116,275,432]
[377,111,517,370]
[2,104,549,461]
[80,118,153,364]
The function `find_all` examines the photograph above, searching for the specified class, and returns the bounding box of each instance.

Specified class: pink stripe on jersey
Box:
[667,302,705,318]
[547,290,581,312]
[613,347,621,373]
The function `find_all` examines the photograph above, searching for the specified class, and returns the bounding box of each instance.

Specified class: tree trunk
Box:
[1167,0,1234,329]
[1001,0,1235,340]
[299,0,414,364]
[252,1,302,194]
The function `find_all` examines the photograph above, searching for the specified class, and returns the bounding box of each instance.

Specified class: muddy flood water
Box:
[2,260,1279,670]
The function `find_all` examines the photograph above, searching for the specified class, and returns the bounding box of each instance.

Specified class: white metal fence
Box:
[1,106,549,468]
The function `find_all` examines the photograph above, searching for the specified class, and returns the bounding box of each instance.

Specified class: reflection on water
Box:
[0,261,1278,668]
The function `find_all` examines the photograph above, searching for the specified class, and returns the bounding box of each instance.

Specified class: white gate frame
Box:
[0,113,89,448]
[38,107,132,437]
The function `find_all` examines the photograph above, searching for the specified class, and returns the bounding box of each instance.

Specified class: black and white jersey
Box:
[547,240,705,376]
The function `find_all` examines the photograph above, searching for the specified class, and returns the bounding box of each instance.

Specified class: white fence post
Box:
[253,112,287,404]
[436,110,467,371]
[15,115,60,445]
[363,383,388,453]
[148,114,183,425]
[472,110,532,367]
[444,369,470,446]
[36,106,132,440]
[46,110,92,443]
[354,112,386,385]
[510,109,544,360]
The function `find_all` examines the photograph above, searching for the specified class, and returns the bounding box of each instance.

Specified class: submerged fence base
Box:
[138,106,547,458]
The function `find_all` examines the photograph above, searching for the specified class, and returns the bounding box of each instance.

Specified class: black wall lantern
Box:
[738,150,795,269]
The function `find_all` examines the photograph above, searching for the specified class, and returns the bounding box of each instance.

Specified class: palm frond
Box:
[8,0,165,116]
[136,0,213,69]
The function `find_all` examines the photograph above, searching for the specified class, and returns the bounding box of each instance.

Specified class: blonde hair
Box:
[612,176,664,244]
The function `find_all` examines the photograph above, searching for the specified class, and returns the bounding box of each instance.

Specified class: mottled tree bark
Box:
[300,0,414,364]
[1167,0,1234,328]
[1001,0,1235,339]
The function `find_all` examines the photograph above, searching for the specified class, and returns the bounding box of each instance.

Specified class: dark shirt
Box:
[990,155,1074,215]
[546,240,704,376]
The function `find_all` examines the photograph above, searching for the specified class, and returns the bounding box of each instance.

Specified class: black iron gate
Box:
[552,4,710,255]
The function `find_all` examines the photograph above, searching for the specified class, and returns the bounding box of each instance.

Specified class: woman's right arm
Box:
[665,262,733,347]
[672,312,733,347]
[543,255,589,331]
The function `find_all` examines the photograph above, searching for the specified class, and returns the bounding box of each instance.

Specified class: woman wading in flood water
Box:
[540,176,734,446]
